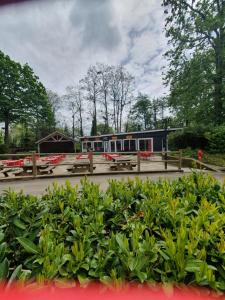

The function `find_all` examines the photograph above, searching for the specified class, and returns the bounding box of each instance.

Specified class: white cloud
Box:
[0,0,169,130]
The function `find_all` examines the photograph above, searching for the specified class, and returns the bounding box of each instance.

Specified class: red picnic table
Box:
[41,155,65,164]
[0,159,24,167]
[103,153,121,161]
[139,151,152,159]
[76,154,90,160]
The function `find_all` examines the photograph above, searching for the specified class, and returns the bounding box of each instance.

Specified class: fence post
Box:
[137,151,141,172]
[32,151,37,177]
[164,150,168,170]
[89,151,93,174]
[178,149,182,171]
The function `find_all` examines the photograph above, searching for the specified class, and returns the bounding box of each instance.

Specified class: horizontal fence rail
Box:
[0,150,183,179]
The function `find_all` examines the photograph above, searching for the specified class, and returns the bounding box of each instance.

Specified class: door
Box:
[138,139,153,152]
[124,139,136,152]
[104,141,109,152]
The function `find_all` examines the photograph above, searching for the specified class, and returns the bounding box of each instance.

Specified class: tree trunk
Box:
[213,41,224,124]
[153,107,157,129]
[4,117,9,146]
[72,114,75,139]
[79,111,83,137]
[78,91,83,136]
[104,90,109,131]
[91,96,97,136]
[113,100,116,131]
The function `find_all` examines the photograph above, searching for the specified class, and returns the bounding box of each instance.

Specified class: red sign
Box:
[197,149,203,161]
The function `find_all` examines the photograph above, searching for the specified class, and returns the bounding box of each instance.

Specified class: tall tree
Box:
[110,66,134,132]
[64,85,84,138]
[96,63,112,132]
[163,0,225,125]
[168,52,214,125]
[80,66,101,136]
[47,90,61,127]
[0,51,54,145]
[130,94,153,130]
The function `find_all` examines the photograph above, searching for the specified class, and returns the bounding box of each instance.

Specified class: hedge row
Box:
[0,173,224,290]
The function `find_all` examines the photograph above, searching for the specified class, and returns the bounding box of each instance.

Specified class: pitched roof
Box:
[36,131,75,144]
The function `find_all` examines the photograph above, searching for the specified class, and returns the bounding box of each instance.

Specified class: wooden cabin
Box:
[36,131,75,153]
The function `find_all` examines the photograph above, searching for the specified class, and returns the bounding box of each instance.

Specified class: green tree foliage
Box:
[129,94,168,131]
[47,90,61,128]
[167,52,215,125]
[163,0,225,125]
[96,123,114,135]
[130,94,153,130]
[205,125,225,153]
[169,127,209,150]
[0,51,55,146]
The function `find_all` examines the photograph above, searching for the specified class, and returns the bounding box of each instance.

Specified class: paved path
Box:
[0,171,224,196]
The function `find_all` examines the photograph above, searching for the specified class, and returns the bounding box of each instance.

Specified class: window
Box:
[124,139,136,151]
[138,139,153,152]
[93,141,103,152]
[82,141,92,152]
[109,140,122,152]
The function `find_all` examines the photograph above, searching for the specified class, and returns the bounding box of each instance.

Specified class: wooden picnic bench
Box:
[67,160,95,173]
[110,157,136,171]
[14,162,51,176]
[38,166,55,175]
[0,168,13,177]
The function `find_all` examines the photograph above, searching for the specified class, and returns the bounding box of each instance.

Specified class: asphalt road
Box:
[0,171,224,196]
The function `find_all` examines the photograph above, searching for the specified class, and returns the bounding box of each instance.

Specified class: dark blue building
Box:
[80,128,182,153]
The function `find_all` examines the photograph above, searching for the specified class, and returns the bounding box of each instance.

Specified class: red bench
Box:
[140,151,152,159]
[0,159,24,167]
[103,153,121,161]
[76,154,90,160]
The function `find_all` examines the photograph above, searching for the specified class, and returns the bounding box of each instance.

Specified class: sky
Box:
[0,0,168,98]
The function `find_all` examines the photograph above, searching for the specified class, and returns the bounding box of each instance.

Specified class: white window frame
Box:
[123,139,137,152]
[109,139,123,152]
[82,141,93,152]
[103,141,109,152]
[137,138,153,152]
[92,141,103,151]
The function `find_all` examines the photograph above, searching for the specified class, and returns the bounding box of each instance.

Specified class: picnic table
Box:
[0,159,24,167]
[76,154,90,160]
[0,167,14,177]
[0,161,22,177]
[67,159,93,173]
[14,162,55,176]
[41,155,64,164]
[140,151,152,160]
[103,153,121,161]
[110,157,136,171]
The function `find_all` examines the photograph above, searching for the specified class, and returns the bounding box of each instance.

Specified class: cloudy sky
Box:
[0,0,168,99]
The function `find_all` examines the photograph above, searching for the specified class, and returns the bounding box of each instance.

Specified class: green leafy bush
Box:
[205,125,225,153]
[0,174,225,290]
[169,128,209,150]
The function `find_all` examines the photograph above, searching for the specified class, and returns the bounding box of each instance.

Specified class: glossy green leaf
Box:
[17,237,39,254]
[0,258,9,279]
[13,218,26,230]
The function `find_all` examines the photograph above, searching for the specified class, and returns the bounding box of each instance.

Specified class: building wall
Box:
[81,131,168,152]
[39,141,75,153]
